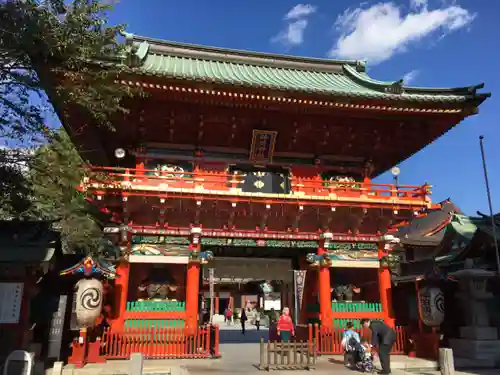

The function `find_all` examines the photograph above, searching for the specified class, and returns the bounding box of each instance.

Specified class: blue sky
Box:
[105,0,500,216]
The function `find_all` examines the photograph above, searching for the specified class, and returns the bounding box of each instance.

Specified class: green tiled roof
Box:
[122,32,490,104]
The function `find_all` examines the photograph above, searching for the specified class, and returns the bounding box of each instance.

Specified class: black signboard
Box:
[47,295,68,360]
[230,166,291,194]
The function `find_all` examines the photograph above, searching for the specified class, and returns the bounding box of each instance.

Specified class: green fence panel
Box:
[124,319,185,329]
[126,301,186,312]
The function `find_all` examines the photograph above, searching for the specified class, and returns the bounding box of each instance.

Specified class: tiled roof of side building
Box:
[121,32,491,105]
[395,200,461,247]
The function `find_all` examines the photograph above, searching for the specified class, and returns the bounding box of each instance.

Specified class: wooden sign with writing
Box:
[0,283,23,324]
[249,130,277,163]
[47,295,68,360]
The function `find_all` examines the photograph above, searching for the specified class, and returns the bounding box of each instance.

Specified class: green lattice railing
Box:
[126,301,186,312]
[333,318,381,330]
[331,302,382,313]
[306,302,383,328]
[125,319,185,329]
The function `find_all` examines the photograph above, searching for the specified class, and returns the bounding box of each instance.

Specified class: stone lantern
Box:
[448,259,500,364]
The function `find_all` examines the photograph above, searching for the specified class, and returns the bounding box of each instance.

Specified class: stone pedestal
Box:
[448,260,500,367]
[449,338,500,360]
[459,326,498,340]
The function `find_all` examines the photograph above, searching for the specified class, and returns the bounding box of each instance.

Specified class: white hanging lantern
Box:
[418,287,445,327]
[75,278,103,327]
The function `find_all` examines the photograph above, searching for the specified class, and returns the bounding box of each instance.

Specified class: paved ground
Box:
[52,326,462,375]
[401,371,500,375]
[218,322,269,344]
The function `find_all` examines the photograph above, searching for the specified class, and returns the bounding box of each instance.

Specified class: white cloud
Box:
[329,1,476,64]
[272,4,317,47]
[285,4,317,20]
[403,69,419,84]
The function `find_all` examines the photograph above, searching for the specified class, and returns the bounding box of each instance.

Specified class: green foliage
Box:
[0,0,135,255]
[0,0,138,141]
[28,129,107,254]
[0,148,33,218]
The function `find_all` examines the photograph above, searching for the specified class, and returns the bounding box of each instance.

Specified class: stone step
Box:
[460,326,499,340]
[449,338,500,360]
[454,357,499,369]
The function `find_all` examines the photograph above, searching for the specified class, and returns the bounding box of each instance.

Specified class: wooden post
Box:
[186,261,201,329]
[439,348,454,375]
[259,338,265,370]
[186,232,201,330]
[317,238,332,327]
[130,353,144,375]
[135,161,145,176]
[378,242,395,328]
[312,338,317,367]
[52,361,64,375]
[112,260,130,330]
[415,280,423,332]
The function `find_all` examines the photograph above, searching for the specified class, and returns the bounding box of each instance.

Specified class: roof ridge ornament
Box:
[356,60,367,72]
[385,79,405,95]
[120,30,135,43]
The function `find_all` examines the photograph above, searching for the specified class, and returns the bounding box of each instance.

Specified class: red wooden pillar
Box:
[186,227,202,329]
[318,234,332,327]
[186,261,200,328]
[378,241,395,328]
[136,161,145,174]
[215,295,219,314]
[112,260,130,330]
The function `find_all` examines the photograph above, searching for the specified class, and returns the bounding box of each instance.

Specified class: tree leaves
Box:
[0,0,137,256]
[0,0,139,141]
[27,129,111,255]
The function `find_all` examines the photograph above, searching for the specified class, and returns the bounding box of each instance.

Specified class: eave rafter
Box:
[118,79,472,115]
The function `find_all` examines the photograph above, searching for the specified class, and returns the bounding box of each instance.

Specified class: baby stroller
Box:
[343,337,374,373]
[355,348,374,373]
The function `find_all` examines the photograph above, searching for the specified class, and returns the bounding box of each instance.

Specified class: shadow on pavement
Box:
[219,327,269,344]
[328,357,345,365]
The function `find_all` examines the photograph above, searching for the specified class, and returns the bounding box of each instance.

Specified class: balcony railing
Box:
[83,166,431,207]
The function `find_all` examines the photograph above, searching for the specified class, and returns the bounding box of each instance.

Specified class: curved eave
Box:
[117,32,490,106]
[124,64,478,105]
[344,65,491,104]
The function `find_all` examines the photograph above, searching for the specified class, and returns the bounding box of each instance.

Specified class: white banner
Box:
[294,270,307,323]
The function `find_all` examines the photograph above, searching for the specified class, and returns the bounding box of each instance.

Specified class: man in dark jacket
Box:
[361,319,396,374]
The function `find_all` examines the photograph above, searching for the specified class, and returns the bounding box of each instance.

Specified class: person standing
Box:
[240,308,248,335]
[255,309,261,331]
[225,307,233,325]
[277,307,295,342]
[361,318,396,375]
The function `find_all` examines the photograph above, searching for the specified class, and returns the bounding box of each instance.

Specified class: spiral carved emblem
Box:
[75,278,103,327]
[418,287,444,327]
[80,287,101,310]
[434,291,445,314]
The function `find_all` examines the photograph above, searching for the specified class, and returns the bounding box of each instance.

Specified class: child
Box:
[277,307,295,342]
[341,322,360,368]
[356,338,375,373]
[225,307,233,325]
